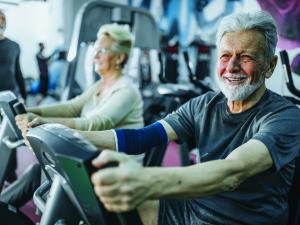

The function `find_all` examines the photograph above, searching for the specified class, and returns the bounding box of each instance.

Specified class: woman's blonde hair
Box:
[97,23,133,59]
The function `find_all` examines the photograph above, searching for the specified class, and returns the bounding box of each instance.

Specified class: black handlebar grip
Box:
[13,102,27,115]
[87,159,119,175]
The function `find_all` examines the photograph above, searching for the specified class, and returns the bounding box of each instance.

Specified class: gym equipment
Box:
[279,50,300,105]
[158,37,180,84]
[0,201,34,225]
[143,46,214,166]
[62,0,159,100]
[280,51,300,225]
[0,91,26,191]
[182,50,213,93]
[26,124,143,225]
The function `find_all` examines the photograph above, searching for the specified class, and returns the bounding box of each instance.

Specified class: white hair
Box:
[216,11,278,63]
[97,23,133,56]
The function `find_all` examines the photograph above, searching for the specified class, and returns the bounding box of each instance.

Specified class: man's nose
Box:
[226,56,240,73]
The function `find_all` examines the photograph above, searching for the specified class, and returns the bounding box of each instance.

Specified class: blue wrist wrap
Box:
[115,122,168,154]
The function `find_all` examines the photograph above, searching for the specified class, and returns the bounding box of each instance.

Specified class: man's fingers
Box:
[101,197,138,212]
[91,169,119,186]
[94,182,120,198]
[92,150,127,168]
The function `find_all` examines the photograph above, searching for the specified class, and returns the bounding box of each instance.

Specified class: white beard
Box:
[217,73,264,101]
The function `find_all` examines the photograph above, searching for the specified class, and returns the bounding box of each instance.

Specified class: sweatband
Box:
[115,122,168,154]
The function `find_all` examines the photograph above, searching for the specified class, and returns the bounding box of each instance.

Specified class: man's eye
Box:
[240,55,253,62]
[220,55,230,61]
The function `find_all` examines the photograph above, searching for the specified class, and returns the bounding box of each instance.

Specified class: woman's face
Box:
[94,35,120,76]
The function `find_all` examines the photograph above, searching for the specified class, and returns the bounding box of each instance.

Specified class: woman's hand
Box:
[91,150,151,212]
[15,113,37,147]
[15,113,39,133]
[27,117,47,128]
[15,113,46,148]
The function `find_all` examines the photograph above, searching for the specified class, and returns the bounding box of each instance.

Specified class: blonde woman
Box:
[0,24,144,208]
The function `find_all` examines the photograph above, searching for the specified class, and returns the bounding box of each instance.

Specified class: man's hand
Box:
[91,150,151,212]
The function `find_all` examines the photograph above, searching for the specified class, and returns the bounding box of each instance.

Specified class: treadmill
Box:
[26,124,143,225]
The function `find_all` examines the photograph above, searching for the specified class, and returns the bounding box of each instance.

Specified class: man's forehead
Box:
[219,31,265,53]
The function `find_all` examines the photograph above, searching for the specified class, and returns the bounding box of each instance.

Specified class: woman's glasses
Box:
[94,47,114,56]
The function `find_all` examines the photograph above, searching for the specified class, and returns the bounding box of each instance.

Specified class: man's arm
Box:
[146,139,272,198]
[80,130,117,150]
[79,120,178,150]
[91,139,272,212]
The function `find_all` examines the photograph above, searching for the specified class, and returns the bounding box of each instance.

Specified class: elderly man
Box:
[80,11,300,225]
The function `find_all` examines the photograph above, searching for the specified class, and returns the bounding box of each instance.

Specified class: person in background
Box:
[35,42,51,104]
[0,23,144,208]
[79,11,300,225]
[0,9,26,101]
[0,9,27,184]
[48,50,67,95]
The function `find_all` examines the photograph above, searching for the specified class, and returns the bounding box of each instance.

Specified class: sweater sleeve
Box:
[74,84,142,131]
[40,82,98,117]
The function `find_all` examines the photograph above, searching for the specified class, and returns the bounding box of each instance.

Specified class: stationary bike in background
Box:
[176,42,215,166]
[279,50,300,105]
[142,36,213,126]
[0,91,34,224]
[182,39,215,93]
[142,37,214,166]
[279,50,300,225]
[0,91,27,191]
[142,34,202,126]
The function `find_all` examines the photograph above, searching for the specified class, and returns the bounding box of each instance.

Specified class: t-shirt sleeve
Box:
[164,98,198,143]
[252,107,300,172]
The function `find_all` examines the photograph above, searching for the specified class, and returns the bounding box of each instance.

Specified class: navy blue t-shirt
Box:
[164,89,300,225]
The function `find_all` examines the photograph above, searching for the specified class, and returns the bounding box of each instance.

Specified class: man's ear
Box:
[265,55,278,79]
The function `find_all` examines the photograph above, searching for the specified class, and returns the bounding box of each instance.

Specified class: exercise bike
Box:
[0,91,26,191]
[25,124,143,225]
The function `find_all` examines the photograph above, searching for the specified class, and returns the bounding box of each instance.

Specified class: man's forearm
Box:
[144,139,273,199]
[144,159,245,199]
[79,130,117,150]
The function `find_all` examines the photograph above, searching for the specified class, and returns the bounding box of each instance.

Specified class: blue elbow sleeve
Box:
[115,122,168,154]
